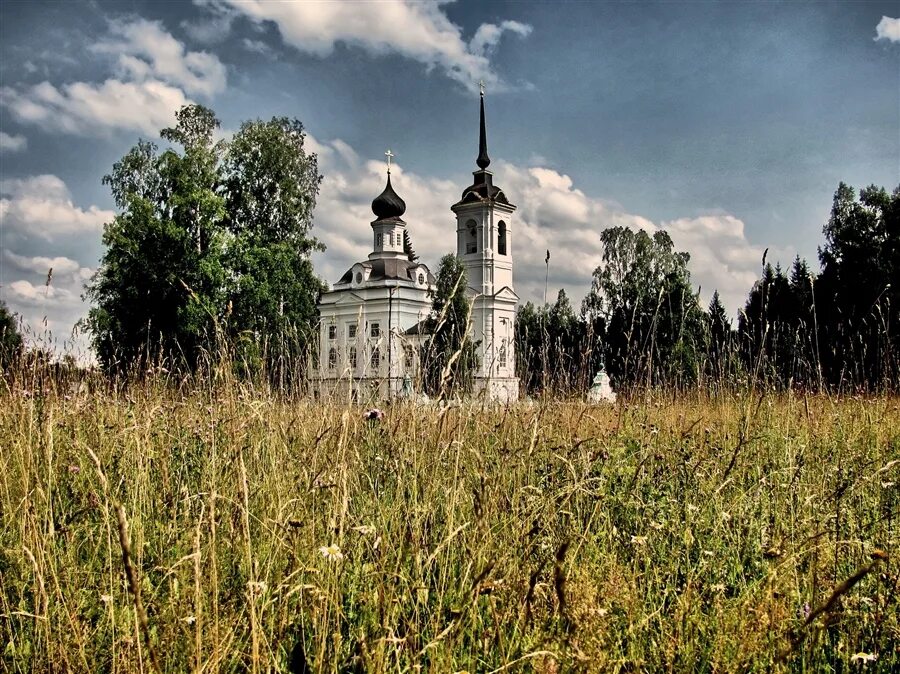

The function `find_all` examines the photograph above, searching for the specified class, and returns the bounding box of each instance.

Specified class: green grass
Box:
[1,381,898,672]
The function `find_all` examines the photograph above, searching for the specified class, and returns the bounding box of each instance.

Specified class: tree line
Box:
[516,183,899,394]
[1,103,896,394]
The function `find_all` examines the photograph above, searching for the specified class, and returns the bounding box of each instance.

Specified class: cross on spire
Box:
[385,149,394,174]
[479,79,485,96]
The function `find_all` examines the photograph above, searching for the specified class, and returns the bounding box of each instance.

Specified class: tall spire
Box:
[476,80,490,170]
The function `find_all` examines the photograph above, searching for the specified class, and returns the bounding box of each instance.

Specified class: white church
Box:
[311,90,520,402]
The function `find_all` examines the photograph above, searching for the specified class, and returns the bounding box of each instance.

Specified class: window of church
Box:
[370,322,380,338]
[404,344,414,368]
[499,342,507,368]
[328,347,338,369]
[328,325,337,340]
[418,273,425,285]
[355,272,362,284]
[498,221,507,256]
[370,348,380,369]
[376,233,383,248]
[465,220,477,254]
[348,324,357,339]
[349,346,357,369]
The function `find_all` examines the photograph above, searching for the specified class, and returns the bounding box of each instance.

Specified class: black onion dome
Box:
[371,174,406,220]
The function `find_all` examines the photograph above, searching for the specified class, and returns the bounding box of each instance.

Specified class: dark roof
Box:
[454,170,510,207]
[337,258,435,285]
[371,174,406,220]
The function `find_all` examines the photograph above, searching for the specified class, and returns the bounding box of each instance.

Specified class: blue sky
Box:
[1,0,898,358]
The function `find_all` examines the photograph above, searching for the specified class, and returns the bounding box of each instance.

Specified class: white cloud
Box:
[2,250,93,282]
[216,0,530,91]
[242,38,272,55]
[0,18,225,136]
[470,20,532,56]
[95,18,227,97]
[0,131,27,152]
[0,175,114,241]
[0,79,189,136]
[875,16,900,42]
[309,137,784,318]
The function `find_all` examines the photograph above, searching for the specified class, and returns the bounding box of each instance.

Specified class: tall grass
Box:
[1,369,898,671]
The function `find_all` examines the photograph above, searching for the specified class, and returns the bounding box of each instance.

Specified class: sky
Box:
[1,0,898,359]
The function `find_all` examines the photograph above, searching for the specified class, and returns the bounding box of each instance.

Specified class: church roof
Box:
[371,173,406,220]
[337,258,435,285]
[452,88,513,209]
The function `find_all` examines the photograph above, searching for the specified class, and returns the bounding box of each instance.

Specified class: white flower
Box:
[319,544,344,562]
[630,535,648,546]
[182,615,196,624]
[850,652,878,665]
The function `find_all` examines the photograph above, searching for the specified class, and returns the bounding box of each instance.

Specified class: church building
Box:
[311,90,519,402]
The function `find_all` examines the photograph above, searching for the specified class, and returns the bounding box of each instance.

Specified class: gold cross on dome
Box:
[385,149,394,174]
[479,79,485,96]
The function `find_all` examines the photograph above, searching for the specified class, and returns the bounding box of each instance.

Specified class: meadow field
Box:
[1,378,897,672]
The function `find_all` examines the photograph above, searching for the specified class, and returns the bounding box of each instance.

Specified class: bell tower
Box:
[450,84,519,402]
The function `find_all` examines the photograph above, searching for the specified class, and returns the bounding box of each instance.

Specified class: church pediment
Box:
[332,291,366,305]
[493,286,519,302]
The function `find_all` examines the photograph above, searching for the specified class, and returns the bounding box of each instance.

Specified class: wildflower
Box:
[319,544,344,562]
[630,535,648,546]
[67,465,80,474]
[248,581,268,595]
[364,408,385,421]
[710,583,726,593]
[182,615,197,624]
[100,594,113,604]
[798,602,811,620]
[353,525,376,536]
[850,652,878,665]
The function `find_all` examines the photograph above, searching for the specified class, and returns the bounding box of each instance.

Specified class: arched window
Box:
[498,221,507,256]
[465,219,477,254]
[328,347,338,370]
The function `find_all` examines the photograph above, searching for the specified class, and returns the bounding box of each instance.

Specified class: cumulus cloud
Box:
[0,18,225,136]
[214,0,531,91]
[875,16,900,42]
[0,131,27,152]
[309,137,784,318]
[0,174,114,241]
[95,18,227,97]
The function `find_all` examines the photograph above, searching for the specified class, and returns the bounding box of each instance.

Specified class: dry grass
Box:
[1,378,898,672]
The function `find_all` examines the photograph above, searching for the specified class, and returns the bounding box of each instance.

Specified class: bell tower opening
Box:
[498,220,507,256]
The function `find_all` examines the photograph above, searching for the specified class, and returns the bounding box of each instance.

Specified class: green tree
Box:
[222,117,325,377]
[581,227,705,389]
[87,105,324,377]
[421,254,477,397]
[515,290,589,395]
[705,290,733,382]
[0,301,23,369]
[816,183,899,388]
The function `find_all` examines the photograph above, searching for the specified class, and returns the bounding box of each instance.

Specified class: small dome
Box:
[371,174,406,220]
